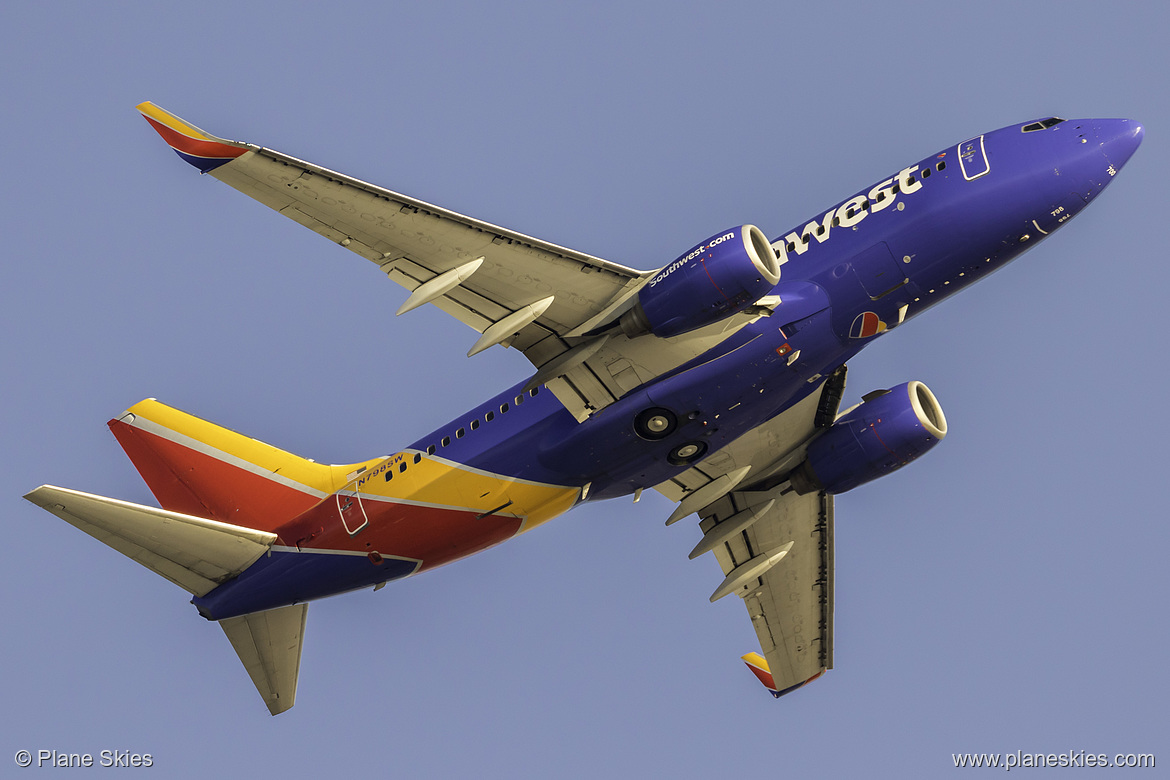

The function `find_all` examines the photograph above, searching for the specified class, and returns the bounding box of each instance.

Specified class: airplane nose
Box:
[1096,118,1144,170]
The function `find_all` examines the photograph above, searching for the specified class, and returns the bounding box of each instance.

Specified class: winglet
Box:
[137,101,252,173]
[742,652,781,697]
[741,652,825,699]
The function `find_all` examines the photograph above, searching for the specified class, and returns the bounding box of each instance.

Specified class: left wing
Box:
[655,369,847,697]
[698,484,834,697]
[137,103,779,420]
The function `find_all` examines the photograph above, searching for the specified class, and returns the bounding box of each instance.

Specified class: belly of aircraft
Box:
[192,460,580,619]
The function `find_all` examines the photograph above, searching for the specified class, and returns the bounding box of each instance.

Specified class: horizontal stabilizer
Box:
[220,604,308,716]
[24,485,276,597]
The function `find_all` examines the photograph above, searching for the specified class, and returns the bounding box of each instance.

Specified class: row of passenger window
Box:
[385,387,542,481]
[782,160,948,252]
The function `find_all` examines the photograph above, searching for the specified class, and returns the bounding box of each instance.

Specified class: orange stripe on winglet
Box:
[136,101,249,162]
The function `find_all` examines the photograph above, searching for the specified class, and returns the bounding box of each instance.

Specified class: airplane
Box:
[24,104,1142,715]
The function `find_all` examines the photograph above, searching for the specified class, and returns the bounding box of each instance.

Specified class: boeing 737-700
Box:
[24,104,1142,714]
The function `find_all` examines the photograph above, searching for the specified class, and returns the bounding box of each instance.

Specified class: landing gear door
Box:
[958,135,990,181]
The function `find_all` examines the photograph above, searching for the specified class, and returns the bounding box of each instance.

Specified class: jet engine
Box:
[791,381,947,495]
[619,225,781,339]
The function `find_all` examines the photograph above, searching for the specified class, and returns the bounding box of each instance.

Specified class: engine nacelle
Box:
[621,225,781,339]
[792,381,947,495]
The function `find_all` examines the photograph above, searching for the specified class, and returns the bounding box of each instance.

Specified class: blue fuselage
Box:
[192,117,1143,621]
[405,118,1143,500]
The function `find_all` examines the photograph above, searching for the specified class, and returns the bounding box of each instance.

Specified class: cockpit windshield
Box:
[1022,117,1066,132]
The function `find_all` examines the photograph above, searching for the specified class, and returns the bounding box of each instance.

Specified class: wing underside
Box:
[654,373,842,696]
[137,102,784,420]
[702,487,834,695]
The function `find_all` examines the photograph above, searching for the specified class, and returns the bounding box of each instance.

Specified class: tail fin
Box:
[24,485,308,715]
[109,399,378,534]
[26,400,378,715]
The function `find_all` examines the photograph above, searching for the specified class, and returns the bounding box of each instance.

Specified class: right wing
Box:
[137,103,779,420]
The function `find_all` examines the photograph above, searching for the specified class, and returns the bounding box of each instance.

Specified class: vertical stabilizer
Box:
[220,604,308,716]
[109,398,380,534]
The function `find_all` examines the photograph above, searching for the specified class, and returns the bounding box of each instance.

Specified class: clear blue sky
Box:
[3,1,1166,776]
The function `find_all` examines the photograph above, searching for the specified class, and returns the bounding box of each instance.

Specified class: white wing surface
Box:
[24,485,276,597]
[137,102,778,420]
[698,487,834,696]
[654,371,846,696]
[220,604,309,716]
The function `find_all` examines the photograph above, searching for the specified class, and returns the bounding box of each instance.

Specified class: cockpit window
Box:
[1022,117,1066,132]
